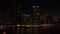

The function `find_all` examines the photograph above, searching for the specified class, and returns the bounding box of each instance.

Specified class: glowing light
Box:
[3,32,6,34]
[17,24,21,26]
[1,25,3,29]
[26,25,30,27]
[37,13,40,15]
[40,24,53,26]
[32,6,39,8]
[32,6,35,8]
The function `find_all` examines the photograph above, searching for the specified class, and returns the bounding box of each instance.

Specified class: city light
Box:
[32,6,39,8]
[0,25,3,29]
[0,0,58,34]
[17,24,21,27]
[3,32,6,34]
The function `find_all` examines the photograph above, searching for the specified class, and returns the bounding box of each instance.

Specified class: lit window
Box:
[17,24,21,26]
[32,6,35,8]
[37,13,40,15]
[32,6,39,8]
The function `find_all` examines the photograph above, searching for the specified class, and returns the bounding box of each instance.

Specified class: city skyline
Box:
[23,0,57,21]
[0,0,59,34]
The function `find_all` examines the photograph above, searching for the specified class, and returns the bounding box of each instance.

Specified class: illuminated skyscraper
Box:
[15,0,23,34]
[32,6,40,23]
[13,0,23,24]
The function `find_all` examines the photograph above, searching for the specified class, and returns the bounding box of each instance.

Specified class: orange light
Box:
[3,32,6,34]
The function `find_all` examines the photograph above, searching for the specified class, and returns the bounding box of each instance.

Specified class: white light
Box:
[17,24,21,26]
[32,6,35,8]
[32,6,39,8]
[37,13,40,15]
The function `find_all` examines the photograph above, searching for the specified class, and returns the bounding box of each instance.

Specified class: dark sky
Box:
[23,0,57,21]
[0,0,12,14]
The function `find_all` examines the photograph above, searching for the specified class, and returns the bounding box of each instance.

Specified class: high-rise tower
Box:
[13,0,23,24]
[32,6,40,23]
[15,0,23,34]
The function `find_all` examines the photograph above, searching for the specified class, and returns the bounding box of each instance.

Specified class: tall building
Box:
[32,6,40,23]
[25,15,31,23]
[13,0,23,24]
[40,12,48,24]
[20,14,31,24]
[14,0,24,34]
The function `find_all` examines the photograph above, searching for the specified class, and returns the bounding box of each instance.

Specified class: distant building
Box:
[32,6,40,23]
[21,14,26,23]
[14,0,23,24]
[26,15,31,23]
[40,12,48,24]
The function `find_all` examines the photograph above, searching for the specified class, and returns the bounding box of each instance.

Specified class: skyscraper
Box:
[32,6,40,23]
[13,0,23,24]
